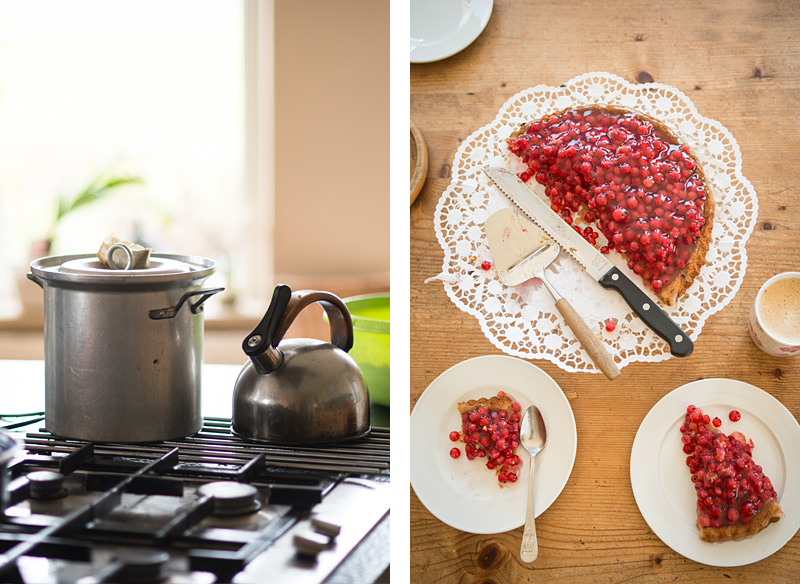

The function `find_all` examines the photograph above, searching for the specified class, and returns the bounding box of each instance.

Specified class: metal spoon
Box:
[520,405,547,562]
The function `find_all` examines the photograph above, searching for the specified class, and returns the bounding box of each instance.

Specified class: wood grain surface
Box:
[410,1,800,582]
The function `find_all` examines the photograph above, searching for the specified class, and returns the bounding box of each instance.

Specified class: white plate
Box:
[410,0,493,64]
[631,378,800,566]
[410,355,576,533]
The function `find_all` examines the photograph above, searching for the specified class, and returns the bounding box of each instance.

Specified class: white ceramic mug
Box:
[749,272,800,357]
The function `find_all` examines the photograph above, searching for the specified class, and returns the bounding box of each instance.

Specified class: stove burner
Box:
[113,549,170,584]
[198,481,262,516]
[26,470,67,500]
[0,418,390,583]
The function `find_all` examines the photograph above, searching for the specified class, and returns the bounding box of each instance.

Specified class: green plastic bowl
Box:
[341,294,390,407]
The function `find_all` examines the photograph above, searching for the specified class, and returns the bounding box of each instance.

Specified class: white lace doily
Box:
[430,72,758,373]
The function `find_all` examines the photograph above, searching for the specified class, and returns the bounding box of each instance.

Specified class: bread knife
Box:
[484,166,693,357]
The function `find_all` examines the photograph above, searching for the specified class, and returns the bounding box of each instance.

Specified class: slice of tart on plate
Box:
[449,391,523,486]
[506,106,714,306]
[681,405,784,542]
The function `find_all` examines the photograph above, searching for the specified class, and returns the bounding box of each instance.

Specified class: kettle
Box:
[232,284,371,444]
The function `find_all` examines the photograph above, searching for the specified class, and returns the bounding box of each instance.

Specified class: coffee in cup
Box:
[749,272,800,356]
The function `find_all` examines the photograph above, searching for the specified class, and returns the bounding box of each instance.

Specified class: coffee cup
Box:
[749,272,800,357]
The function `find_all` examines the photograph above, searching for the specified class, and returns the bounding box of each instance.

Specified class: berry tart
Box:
[449,391,523,486]
[681,405,783,542]
[507,106,714,306]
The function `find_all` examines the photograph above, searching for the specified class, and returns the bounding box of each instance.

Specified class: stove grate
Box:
[21,417,390,477]
[0,418,390,582]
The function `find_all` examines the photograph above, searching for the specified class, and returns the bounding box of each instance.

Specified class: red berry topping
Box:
[449,431,460,442]
[507,108,707,293]
[449,447,461,459]
[680,405,781,536]
[604,319,616,332]
[729,410,741,422]
[454,395,523,486]
[481,261,492,271]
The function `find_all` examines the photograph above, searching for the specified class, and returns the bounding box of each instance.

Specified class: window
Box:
[0,0,265,313]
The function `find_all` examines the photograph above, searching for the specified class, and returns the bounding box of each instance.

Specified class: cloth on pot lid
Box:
[97,234,152,270]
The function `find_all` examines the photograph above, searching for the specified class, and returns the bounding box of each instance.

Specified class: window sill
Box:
[0,271,389,363]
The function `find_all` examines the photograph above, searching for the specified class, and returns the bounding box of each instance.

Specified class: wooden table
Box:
[410,1,800,581]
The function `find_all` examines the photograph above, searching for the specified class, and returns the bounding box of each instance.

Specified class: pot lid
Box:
[30,253,216,286]
[59,256,193,275]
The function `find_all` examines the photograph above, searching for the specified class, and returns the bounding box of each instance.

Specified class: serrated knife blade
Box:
[484,166,693,358]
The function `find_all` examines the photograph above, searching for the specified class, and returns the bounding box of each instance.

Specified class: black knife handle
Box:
[598,267,694,358]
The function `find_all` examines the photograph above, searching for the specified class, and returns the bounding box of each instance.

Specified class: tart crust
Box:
[508,106,714,306]
[699,498,783,542]
[457,395,514,415]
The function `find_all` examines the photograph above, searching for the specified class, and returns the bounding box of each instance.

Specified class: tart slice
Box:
[506,106,714,306]
[449,391,523,486]
[681,405,783,542]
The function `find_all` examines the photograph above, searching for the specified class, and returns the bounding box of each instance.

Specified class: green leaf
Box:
[55,174,143,222]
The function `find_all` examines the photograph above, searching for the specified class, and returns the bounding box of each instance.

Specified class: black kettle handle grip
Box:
[243,284,293,356]
[243,286,354,356]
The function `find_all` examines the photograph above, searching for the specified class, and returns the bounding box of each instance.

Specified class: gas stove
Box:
[0,415,390,584]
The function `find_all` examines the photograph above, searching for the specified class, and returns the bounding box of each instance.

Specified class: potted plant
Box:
[18,170,142,314]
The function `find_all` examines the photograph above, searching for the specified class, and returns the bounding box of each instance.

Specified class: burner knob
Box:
[311,515,342,538]
[114,549,169,584]
[26,470,67,500]
[198,481,261,516]
[293,531,331,557]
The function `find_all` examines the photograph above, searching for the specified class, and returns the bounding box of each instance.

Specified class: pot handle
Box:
[243,285,354,363]
[26,273,44,289]
[148,287,224,320]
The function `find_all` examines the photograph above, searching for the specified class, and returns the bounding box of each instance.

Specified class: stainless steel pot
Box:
[29,254,222,443]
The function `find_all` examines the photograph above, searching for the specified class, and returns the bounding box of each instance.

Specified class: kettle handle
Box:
[274,289,354,352]
[243,285,354,359]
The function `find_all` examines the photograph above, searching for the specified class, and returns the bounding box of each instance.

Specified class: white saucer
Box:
[410,355,576,534]
[630,378,800,566]
[410,0,493,64]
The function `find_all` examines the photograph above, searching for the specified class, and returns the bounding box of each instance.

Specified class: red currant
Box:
[506,108,707,294]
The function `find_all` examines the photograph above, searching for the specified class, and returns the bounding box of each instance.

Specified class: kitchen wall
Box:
[273,0,390,280]
[266,0,390,361]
